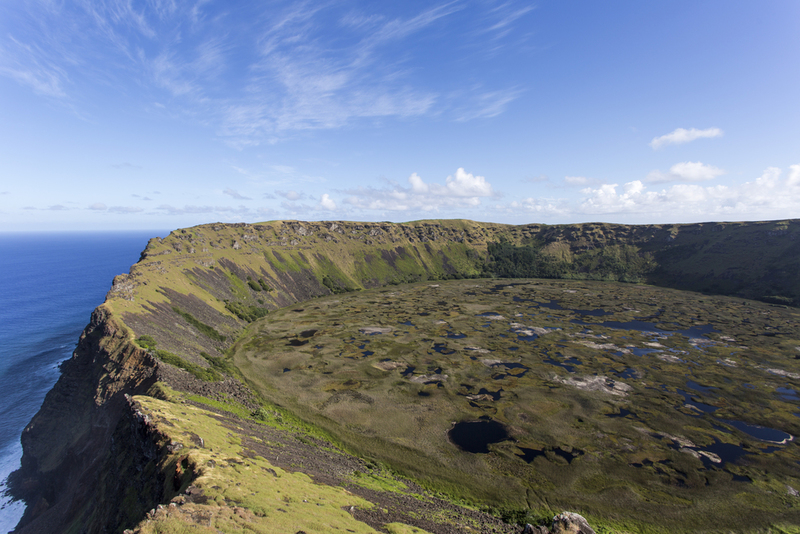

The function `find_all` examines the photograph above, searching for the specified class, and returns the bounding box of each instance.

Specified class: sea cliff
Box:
[9,218,800,533]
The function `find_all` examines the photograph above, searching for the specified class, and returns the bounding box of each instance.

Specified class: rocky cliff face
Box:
[10,306,159,532]
[9,218,800,533]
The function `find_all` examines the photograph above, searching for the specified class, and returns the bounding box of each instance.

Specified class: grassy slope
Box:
[107,218,800,369]
[52,218,800,533]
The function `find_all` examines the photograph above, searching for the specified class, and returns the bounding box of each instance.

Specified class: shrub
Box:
[172,307,226,342]
[225,301,269,322]
[136,335,157,350]
[154,349,221,382]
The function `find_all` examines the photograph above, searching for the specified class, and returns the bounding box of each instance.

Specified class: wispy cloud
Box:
[276,190,304,201]
[505,197,570,217]
[649,127,723,149]
[156,204,252,216]
[223,188,251,200]
[471,2,536,55]
[454,87,522,121]
[109,206,143,213]
[1,1,530,145]
[88,202,144,213]
[564,176,594,186]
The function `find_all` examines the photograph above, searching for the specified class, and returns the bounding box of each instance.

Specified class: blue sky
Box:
[1,0,798,231]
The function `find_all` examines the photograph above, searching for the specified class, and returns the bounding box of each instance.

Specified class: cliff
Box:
[9,218,800,533]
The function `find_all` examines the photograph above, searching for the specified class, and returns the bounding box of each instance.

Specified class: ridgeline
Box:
[9,219,800,534]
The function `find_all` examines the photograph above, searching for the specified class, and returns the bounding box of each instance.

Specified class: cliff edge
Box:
[9,218,800,533]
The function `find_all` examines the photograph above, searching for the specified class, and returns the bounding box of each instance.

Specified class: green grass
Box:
[131,395,381,534]
[224,301,269,322]
[154,350,222,382]
[171,307,226,342]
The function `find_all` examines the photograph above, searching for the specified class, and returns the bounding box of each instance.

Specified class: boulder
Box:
[551,512,595,534]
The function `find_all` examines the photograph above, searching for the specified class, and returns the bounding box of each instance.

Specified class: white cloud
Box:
[507,197,570,217]
[445,168,493,197]
[647,161,725,183]
[578,165,800,220]
[89,202,107,210]
[788,164,800,187]
[755,166,782,188]
[319,193,336,210]
[409,172,428,194]
[649,127,723,149]
[343,168,495,212]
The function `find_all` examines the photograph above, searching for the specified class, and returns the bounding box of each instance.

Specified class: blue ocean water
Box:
[0,231,164,533]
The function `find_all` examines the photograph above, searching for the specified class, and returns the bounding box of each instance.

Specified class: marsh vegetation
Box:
[231,278,800,532]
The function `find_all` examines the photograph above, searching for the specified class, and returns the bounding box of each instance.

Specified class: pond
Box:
[448,419,510,453]
[571,318,717,339]
[720,419,794,444]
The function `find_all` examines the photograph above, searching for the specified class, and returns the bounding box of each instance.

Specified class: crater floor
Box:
[232,278,800,531]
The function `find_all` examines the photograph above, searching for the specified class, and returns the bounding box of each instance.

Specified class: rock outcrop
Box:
[523,512,596,534]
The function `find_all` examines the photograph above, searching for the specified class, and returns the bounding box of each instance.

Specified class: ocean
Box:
[0,231,165,533]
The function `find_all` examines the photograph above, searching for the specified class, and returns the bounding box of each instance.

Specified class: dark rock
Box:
[523,524,549,534]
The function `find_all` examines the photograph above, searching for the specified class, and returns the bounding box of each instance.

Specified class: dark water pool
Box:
[543,356,582,373]
[701,438,749,468]
[720,419,793,443]
[448,419,509,453]
[631,347,661,357]
[777,387,799,402]
[432,343,456,355]
[606,408,634,418]
[614,368,638,379]
[686,380,716,393]
[571,318,717,339]
[676,389,719,414]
